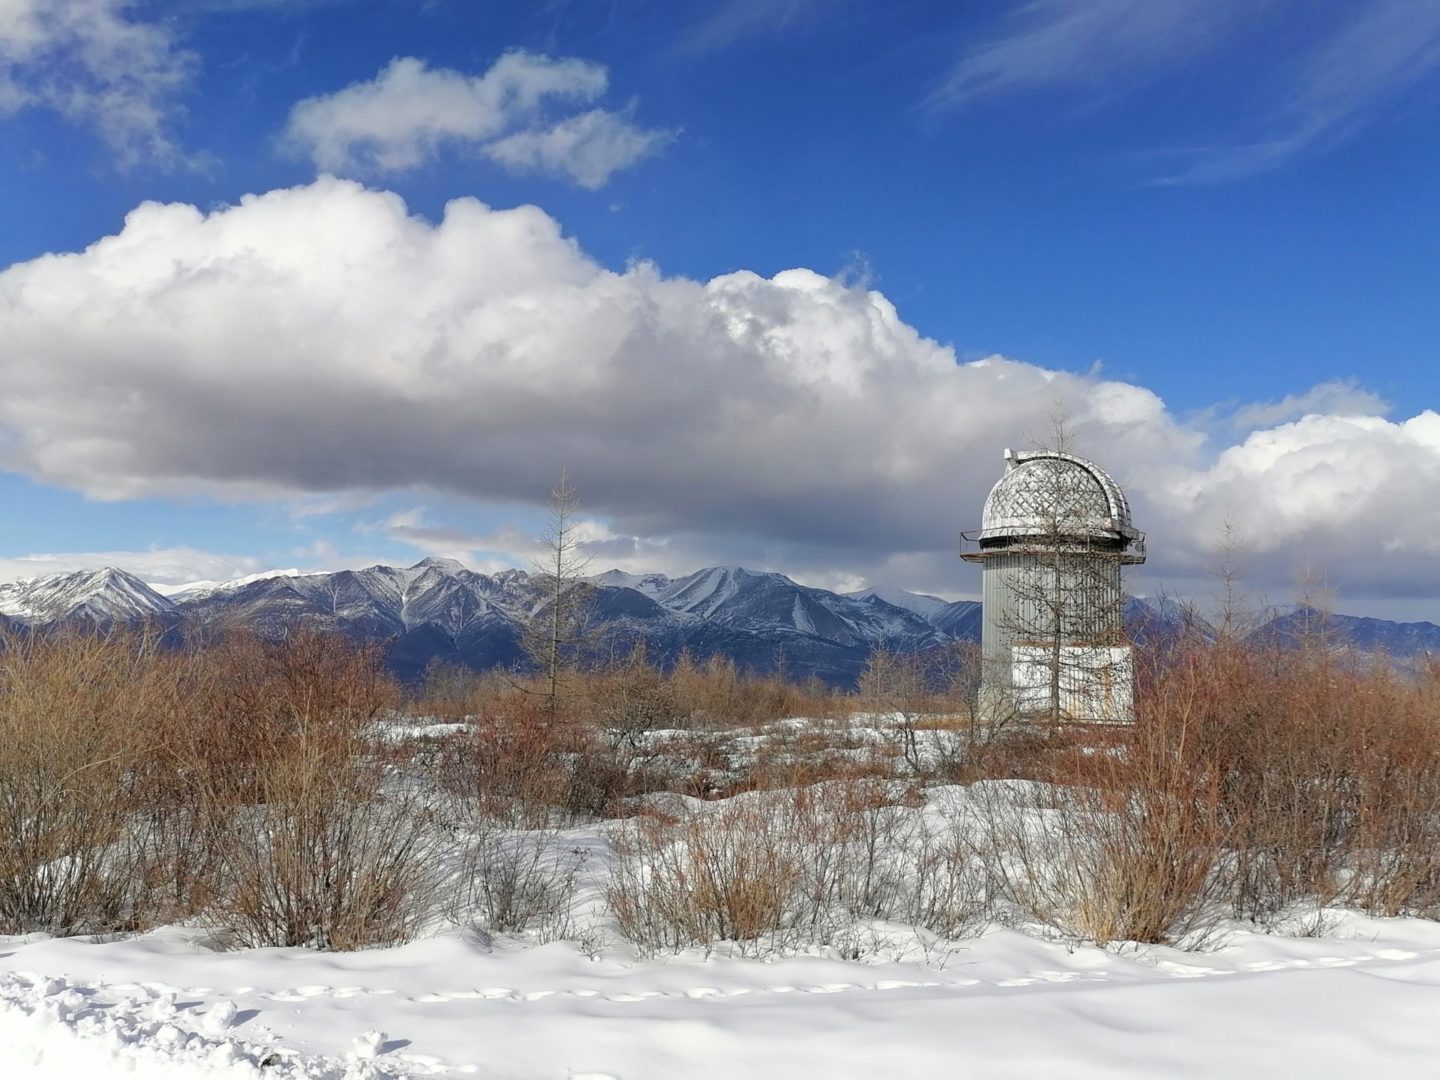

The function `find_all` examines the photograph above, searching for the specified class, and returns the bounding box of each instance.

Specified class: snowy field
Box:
[4,911,1440,1078]
[5,696,1440,1080]
[4,816,1440,1079]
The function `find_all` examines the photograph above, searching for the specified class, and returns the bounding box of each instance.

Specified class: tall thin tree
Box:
[522,470,596,717]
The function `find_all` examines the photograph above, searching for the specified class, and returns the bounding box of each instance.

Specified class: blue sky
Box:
[2,0,1439,617]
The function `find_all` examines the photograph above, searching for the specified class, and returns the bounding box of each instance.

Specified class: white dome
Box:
[978,450,1135,542]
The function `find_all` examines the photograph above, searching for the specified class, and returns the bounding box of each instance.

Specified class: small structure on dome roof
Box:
[961,448,1145,724]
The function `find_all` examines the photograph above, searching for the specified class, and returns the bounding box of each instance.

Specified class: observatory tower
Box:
[961,449,1145,723]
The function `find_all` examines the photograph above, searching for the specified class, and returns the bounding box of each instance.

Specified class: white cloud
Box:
[283,53,668,185]
[1,176,1438,604]
[0,546,266,588]
[675,0,837,54]
[927,0,1242,110]
[485,108,669,189]
[0,0,195,167]
[931,1,1440,182]
[1165,412,1440,558]
[1163,1,1440,183]
[367,506,622,575]
[1226,380,1390,433]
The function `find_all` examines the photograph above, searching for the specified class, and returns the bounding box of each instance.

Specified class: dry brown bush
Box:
[665,652,840,730]
[416,661,513,722]
[195,628,438,951]
[605,780,988,957]
[0,629,175,934]
[980,743,1225,946]
[979,627,1440,945]
[1134,634,1440,924]
[7,605,1436,960]
[438,697,590,825]
[983,630,1440,945]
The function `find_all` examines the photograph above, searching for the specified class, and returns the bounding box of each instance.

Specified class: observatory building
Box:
[961,449,1146,723]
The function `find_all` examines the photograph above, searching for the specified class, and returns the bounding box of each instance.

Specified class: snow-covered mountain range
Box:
[0,568,177,624]
[0,560,1435,685]
[0,560,957,684]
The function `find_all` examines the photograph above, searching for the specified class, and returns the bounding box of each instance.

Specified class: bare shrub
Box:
[858,649,933,774]
[205,629,436,951]
[980,777,1222,947]
[605,781,989,957]
[979,676,1228,947]
[605,795,806,955]
[985,629,1440,942]
[1135,634,1440,925]
[666,652,840,731]
[593,645,682,745]
[0,629,166,934]
[416,660,509,722]
[217,750,435,950]
[437,696,591,936]
[437,697,586,825]
[448,818,585,938]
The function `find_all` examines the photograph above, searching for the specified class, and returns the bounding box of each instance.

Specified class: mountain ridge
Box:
[0,561,1433,686]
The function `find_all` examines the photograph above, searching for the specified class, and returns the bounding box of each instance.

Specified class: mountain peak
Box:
[411,556,469,575]
[844,585,950,620]
[0,566,176,623]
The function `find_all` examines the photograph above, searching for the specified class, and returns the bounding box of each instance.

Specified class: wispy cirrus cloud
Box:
[283,52,669,187]
[926,0,1244,111]
[674,0,838,54]
[1162,1,1440,183]
[930,0,1440,183]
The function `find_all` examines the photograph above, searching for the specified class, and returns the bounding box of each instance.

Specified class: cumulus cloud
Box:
[484,108,669,190]
[0,0,195,167]
[0,176,1437,604]
[283,53,667,185]
[1165,413,1440,566]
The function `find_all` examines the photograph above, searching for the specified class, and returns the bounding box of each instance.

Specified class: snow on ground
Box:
[4,910,1440,1077]
[4,748,1439,1079]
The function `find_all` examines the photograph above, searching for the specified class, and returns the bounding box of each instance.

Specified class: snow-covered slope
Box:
[644,566,944,646]
[153,568,303,601]
[845,585,952,621]
[0,568,176,624]
[589,569,673,597]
